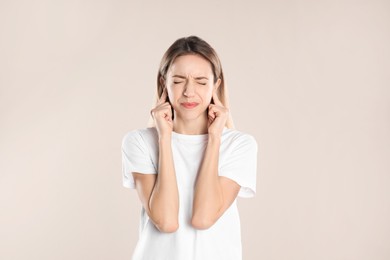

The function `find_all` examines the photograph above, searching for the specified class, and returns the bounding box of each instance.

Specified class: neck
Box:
[173,113,208,135]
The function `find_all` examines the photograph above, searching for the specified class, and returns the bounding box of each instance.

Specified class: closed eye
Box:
[174,81,183,84]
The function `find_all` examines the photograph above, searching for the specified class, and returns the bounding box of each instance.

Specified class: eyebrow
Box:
[172,75,209,80]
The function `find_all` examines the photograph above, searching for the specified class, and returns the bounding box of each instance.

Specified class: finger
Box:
[157,104,172,116]
[151,102,171,118]
[208,105,217,119]
[209,104,222,114]
[212,90,223,106]
[157,88,168,105]
[165,104,173,119]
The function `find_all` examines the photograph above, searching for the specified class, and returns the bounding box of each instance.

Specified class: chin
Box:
[174,108,207,121]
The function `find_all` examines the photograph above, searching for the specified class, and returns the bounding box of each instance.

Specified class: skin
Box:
[132,54,240,232]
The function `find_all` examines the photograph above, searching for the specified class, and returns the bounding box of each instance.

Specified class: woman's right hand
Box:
[150,88,173,138]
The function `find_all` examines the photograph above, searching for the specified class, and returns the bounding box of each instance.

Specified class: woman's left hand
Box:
[207,90,229,137]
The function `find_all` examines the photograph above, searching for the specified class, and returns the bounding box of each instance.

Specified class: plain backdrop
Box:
[1,0,389,259]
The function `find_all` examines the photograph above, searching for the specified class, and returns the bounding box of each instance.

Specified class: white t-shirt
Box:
[121,127,258,260]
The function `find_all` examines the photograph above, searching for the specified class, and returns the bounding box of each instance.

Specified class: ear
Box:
[210,78,221,105]
[214,78,221,91]
[159,76,166,87]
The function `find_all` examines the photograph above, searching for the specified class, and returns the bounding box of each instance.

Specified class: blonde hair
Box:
[147,35,234,129]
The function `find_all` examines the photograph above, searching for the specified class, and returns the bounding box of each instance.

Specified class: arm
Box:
[191,138,240,230]
[133,88,179,233]
[133,136,179,233]
[191,85,241,230]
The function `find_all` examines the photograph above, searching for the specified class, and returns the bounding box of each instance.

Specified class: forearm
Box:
[192,135,223,228]
[149,135,179,232]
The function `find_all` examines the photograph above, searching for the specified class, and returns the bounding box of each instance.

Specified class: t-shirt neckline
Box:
[171,127,227,142]
[171,131,208,142]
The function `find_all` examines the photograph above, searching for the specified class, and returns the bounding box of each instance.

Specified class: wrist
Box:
[208,134,221,144]
[159,134,172,144]
[207,127,224,138]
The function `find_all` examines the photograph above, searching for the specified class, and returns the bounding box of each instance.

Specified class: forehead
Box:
[168,54,213,77]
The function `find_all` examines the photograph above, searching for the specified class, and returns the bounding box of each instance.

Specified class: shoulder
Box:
[121,127,158,147]
[221,128,258,148]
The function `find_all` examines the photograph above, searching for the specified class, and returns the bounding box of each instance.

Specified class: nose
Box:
[183,81,195,97]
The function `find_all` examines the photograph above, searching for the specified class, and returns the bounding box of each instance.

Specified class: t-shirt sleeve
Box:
[121,130,157,189]
[219,134,258,198]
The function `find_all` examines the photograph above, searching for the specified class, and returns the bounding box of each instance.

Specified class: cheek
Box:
[167,87,176,102]
[167,88,182,108]
[202,87,213,103]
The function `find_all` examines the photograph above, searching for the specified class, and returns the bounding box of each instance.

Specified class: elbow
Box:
[191,215,216,230]
[155,220,179,233]
[147,207,179,233]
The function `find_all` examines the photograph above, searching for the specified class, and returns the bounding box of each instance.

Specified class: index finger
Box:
[157,88,168,105]
[212,89,223,106]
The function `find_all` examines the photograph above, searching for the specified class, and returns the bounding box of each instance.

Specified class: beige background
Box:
[1,0,389,259]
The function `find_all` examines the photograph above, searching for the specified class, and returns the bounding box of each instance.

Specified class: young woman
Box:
[121,35,258,260]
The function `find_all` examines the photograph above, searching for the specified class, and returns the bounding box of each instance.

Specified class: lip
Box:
[181,102,199,109]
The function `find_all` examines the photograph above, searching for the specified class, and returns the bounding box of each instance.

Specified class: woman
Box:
[121,35,258,260]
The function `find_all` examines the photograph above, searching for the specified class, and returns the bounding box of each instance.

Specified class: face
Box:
[163,54,221,121]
